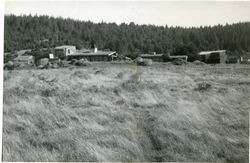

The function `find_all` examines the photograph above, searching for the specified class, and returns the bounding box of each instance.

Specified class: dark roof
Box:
[69,51,117,56]
[140,54,163,57]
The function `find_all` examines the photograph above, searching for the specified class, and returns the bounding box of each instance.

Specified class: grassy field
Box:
[3,63,250,162]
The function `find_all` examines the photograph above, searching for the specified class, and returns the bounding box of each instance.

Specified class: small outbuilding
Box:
[54,45,76,59]
[198,50,227,64]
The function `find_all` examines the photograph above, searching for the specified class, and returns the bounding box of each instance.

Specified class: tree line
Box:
[4,14,250,61]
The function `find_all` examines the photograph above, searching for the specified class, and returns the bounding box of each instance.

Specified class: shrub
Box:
[195,82,212,92]
[141,59,152,66]
[135,57,152,66]
[193,60,205,65]
[4,61,14,70]
[38,58,49,69]
[74,59,91,66]
[58,60,70,67]
[171,58,187,65]
[70,59,78,65]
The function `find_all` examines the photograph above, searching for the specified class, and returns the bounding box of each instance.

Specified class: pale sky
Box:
[4,1,250,27]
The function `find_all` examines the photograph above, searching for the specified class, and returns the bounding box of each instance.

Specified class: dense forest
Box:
[4,14,250,60]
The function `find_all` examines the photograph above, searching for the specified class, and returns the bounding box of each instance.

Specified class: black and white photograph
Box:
[1,0,250,162]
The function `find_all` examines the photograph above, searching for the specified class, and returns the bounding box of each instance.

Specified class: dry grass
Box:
[3,63,250,162]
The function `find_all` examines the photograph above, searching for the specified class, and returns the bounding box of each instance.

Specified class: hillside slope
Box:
[3,63,250,162]
[4,15,250,56]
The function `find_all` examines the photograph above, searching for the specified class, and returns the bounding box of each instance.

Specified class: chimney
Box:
[153,52,156,55]
[94,47,98,53]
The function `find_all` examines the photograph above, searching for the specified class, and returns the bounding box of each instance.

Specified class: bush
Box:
[193,60,205,65]
[69,59,78,65]
[195,82,212,92]
[58,60,70,67]
[4,53,18,64]
[50,63,59,69]
[38,58,49,69]
[171,58,187,65]
[135,57,143,63]
[74,59,91,66]
[141,59,152,66]
[4,61,14,70]
[135,57,152,66]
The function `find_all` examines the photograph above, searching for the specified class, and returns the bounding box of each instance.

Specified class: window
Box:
[68,49,70,54]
